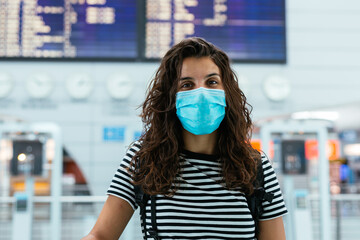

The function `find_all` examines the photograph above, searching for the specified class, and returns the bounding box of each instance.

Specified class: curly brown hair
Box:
[131,37,260,196]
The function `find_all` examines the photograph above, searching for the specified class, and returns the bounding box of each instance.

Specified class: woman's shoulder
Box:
[258,152,274,173]
[259,152,271,164]
[119,141,142,167]
[126,140,142,153]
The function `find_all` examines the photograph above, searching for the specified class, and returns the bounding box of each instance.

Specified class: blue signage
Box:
[103,127,125,142]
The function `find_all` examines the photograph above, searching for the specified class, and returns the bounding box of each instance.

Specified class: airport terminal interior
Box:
[0,0,360,239]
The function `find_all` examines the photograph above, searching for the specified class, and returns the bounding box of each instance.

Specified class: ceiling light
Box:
[291,111,339,121]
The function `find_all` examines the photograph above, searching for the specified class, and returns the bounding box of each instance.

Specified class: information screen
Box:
[0,0,286,62]
[0,0,138,59]
[145,0,286,62]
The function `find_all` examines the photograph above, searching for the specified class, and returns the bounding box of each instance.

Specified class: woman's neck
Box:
[182,129,218,155]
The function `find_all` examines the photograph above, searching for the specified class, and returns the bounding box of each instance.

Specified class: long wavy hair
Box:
[131,37,260,196]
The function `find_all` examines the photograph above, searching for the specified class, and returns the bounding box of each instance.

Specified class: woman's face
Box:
[178,57,224,92]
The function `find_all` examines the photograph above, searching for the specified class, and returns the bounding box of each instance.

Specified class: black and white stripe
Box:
[107,143,288,240]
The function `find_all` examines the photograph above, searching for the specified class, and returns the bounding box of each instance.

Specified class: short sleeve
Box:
[106,142,141,210]
[259,154,288,221]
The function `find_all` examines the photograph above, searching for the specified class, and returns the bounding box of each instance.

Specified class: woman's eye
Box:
[207,80,218,86]
[181,82,192,88]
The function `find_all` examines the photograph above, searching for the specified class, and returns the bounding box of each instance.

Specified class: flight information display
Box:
[145,0,286,62]
[0,0,138,59]
[0,0,286,62]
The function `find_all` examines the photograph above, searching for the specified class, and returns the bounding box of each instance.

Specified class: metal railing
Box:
[308,194,360,240]
[0,194,359,240]
[0,195,142,240]
[332,194,360,240]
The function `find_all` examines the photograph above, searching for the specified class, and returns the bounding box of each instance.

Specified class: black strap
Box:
[134,184,150,239]
[148,195,160,240]
[247,156,275,237]
[134,157,161,240]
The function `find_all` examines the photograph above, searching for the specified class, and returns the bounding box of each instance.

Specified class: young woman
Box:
[82,38,288,240]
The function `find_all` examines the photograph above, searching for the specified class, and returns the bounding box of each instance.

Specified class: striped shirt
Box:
[107,142,288,240]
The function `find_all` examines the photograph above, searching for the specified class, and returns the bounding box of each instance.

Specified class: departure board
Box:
[0,0,138,59]
[145,0,286,62]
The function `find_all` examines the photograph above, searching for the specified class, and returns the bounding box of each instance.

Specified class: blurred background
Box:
[0,0,359,239]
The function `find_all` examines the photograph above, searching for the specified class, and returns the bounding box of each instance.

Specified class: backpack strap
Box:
[134,185,149,239]
[148,195,160,240]
[247,156,275,237]
[134,159,160,240]
[255,157,275,203]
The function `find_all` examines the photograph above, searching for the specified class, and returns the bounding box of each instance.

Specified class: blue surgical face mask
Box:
[176,87,226,135]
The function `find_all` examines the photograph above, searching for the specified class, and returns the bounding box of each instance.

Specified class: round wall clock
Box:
[262,75,291,102]
[66,73,94,100]
[26,73,54,99]
[106,74,133,100]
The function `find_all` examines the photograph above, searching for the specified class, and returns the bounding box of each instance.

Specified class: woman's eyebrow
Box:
[205,73,220,78]
[179,77,194,81]
[179,73,220,81]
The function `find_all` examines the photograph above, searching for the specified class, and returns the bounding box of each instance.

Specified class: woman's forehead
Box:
[180,57,220,77]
